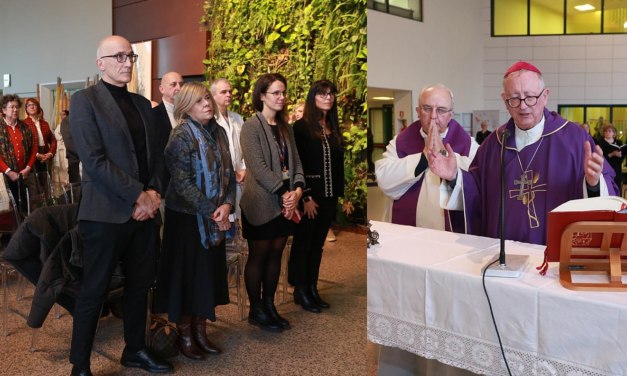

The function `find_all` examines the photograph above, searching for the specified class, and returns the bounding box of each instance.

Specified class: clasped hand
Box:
[426,121,457,181]
[212,204,231,232]
[282,188,303,219]
[132,190,161,221]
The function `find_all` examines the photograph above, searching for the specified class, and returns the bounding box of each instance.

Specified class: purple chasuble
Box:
[392,119,472,232]
[460,108,617,245]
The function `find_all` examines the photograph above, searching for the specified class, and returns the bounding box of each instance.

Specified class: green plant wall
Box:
[202,0,367,224]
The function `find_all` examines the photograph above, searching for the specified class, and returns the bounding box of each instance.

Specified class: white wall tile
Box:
[613,60,627,73]
[533,46,560,60]
[586,73,613,86]
[546,100,559,112]
[483,0,490,8]
[614,35,627,45]
[612,86,627,100]
[585,86,612,100]
[508,37,533,47]
[559,73,585,86]
[612,99,627,104]
[484,73,503,87]
[560,36,587,46]
[533,36,560,47]
[585,100,612,105]
[585,59,613,73]
[547,88,559,100]
[484,47,507,61]
[613,46,627,59]
[484,60,508,74]
[534,60,559,74]
[485,35,508,48]
[543,73,559,87]
[585,35,613,46]
[483,20,491,35]
[559,60,585,73]
[559,87,585,100]
[507,47,533,60]
[558,99,586,105]
[482,6,491,22]
[612,73,627,85]
[586,45,613,60]
[560,46,586,60]
[483,100,503,110]
[484,86,503,101]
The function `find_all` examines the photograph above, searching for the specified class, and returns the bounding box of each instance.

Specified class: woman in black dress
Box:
[289,80,345,313]
[598,123,625,190]
[239,73,305,332]
[155,82,236,360]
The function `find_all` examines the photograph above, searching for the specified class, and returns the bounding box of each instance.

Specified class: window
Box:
[367,0,423,22]
[559,105,627,140]
[493,0,627,36]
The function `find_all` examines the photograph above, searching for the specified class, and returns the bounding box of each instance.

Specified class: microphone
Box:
[481,127,529,278]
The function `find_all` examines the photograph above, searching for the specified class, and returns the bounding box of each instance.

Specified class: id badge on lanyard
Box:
[282,167,290,180]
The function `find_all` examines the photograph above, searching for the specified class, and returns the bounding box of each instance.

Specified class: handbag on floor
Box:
[150,314,179,359]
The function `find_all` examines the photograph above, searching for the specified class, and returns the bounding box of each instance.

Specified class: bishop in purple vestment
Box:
[428,62,617,245]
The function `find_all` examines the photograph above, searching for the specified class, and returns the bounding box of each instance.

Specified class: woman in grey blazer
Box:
[240,73,305,332]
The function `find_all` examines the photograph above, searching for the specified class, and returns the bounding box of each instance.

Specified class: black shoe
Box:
[309,284,330,309]
[120,347,174,374]
[70,368,93,376]
[293,286,321,313]
[247,304,283,333]
[263,296,291,330]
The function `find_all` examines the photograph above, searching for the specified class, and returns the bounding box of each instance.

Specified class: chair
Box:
[225,240,245,321]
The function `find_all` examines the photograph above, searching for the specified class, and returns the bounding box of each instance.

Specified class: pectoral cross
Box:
[514,173,532,201]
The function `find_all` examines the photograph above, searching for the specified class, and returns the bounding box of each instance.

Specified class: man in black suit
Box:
[153,71,183,195]
[68,35,172,376]
[59,110,81,183]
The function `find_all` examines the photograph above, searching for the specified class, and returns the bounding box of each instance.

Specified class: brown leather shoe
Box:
[176,317,206,360]
[192,315,222,355]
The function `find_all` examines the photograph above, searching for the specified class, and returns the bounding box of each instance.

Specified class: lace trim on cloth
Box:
[368,311,619,376]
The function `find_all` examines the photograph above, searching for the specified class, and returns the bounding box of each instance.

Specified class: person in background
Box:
[580,122,591,135]
[155,82,234,360]
[290,80,345,313]
[240,73,305,332]
[475,121,491,145]
[54,110,69,183]
[23,98,56,176]
[289,102,305,124]
[598,123,625,190]
[59,108,81,184]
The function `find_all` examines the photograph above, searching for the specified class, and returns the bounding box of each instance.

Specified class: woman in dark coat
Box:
[155,82,236,360]
[239,73,305,332]
[289,80,345,313]
[598,123,625,190]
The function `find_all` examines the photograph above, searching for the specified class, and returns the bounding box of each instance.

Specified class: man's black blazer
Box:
[152,101,173,194]
[69,80,165,224]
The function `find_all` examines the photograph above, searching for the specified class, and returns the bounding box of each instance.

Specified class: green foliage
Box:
[202,0,367,222]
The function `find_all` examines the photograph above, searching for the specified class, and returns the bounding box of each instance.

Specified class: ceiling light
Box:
[373,96,394,100]
[574,4,595,11]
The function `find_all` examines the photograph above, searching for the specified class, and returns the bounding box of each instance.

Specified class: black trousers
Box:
[67,158,81,184]
[70,218,157,369]
[288,196,337,286]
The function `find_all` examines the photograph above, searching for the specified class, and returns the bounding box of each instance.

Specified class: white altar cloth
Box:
[367,221,627,376]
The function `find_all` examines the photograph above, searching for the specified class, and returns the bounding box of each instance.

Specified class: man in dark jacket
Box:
[59,110,81,183]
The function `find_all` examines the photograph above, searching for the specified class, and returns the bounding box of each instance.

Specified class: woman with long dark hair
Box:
[240,73,305,332]
[288,80,345,313]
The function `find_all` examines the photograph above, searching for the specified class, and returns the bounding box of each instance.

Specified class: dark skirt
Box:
[154,207,229,323]
[241,209,295,240]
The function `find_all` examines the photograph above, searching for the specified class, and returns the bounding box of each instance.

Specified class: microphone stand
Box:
[481,129,529,278]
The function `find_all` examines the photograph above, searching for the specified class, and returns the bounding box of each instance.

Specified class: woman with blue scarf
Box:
[154,82,236,360]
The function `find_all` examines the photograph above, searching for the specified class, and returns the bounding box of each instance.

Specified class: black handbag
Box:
[150,314,179,359]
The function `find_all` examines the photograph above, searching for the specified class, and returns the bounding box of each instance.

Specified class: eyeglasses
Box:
[419,106,452,116]
[25,103,37,108]
[4,106,19,110]
[316,92,337,99]
[505,89,545,108]
[100,53,138,63]
[266,91,287,98]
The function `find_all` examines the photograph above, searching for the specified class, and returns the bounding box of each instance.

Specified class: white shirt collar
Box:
[420,126,449,140]
[162,98,174,114]
[5,119,17,128]
[514,115,545,151]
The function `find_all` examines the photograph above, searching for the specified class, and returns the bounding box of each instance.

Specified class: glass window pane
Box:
[367,0,386,12]
[604,0,627,33]
[494,0,528,36]
[371,109,385,144]
[531,0,564,35]
[567,0,602,34]
[560,107,585,124]
[387,0,422,21]
[588,107,611,138]
[613,107,627,141]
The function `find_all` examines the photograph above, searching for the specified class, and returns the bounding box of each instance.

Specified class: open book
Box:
[545,196,627,263]
[607,143,627,151]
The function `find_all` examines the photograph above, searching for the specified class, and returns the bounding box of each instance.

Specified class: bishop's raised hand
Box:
[584,141,604,187]
[428,142,457,181]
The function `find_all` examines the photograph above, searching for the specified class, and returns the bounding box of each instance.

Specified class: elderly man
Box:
[476,120,491,145]
[375,84,478,232]
[429,62,617,245]
[211,78,246,221]
[69,35,171,376]
[153,71,184,194]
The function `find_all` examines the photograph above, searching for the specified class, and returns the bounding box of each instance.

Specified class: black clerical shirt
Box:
[102,80,149,188]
